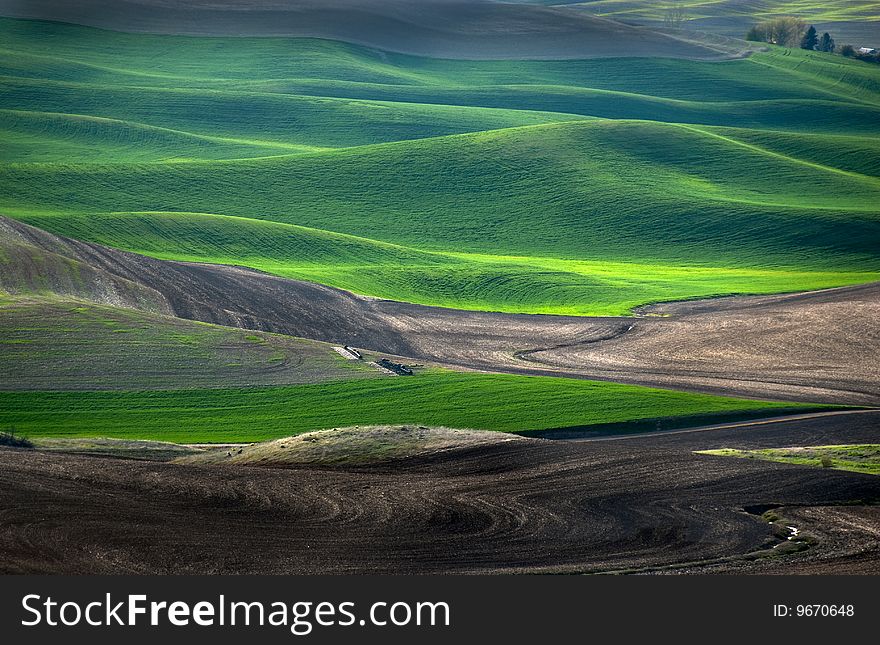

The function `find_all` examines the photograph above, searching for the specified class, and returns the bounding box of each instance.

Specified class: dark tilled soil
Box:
[3,216,876,406]
[1,412,878,574]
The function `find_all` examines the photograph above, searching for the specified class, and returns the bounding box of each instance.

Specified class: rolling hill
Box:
[0,0,746,59]
[0,222,811,440]
[2,217,875,408]
[0,296,380,390]
[1,18,878,316]
[4,120,878,314]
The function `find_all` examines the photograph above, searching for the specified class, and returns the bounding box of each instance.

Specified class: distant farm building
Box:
[859,47,877,55]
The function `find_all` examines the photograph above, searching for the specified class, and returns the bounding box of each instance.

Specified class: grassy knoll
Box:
[2,18,879,316]
[23,428,518,464]
[0,371,819,443]
[2,20,877,104]
[0,109,317,163]
[176,426,527,467]
[0,297,378,390]
[698,445,880,476]
[4,119,878,314]
[0,82,591,153]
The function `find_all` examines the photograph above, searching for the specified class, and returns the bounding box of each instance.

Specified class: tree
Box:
[800,25,818,50]
[840,44,855,57]
[772,17,807,47]
[744,17,806,47]
[663,3,689,29]
[818,32,835,53]
[745,24,766,42]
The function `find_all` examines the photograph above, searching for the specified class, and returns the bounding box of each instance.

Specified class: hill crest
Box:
[0,0,747,59]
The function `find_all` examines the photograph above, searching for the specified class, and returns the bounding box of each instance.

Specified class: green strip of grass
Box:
[0,370,820,443]
[698,445,880,476]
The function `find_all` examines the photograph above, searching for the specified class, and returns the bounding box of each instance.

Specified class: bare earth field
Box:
[1,413,878,574]
[3,216,877,406]
[513,285,880,406]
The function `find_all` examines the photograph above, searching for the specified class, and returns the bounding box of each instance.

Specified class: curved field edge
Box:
[0,370,833,443]
[4,210,876,317]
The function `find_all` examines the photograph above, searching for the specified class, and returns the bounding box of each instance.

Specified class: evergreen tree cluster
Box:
[745,19,836,54]
[800,25,835,53]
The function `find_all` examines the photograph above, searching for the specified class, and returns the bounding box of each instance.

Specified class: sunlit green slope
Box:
[5,121,878,263]
[2,18,879,316]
